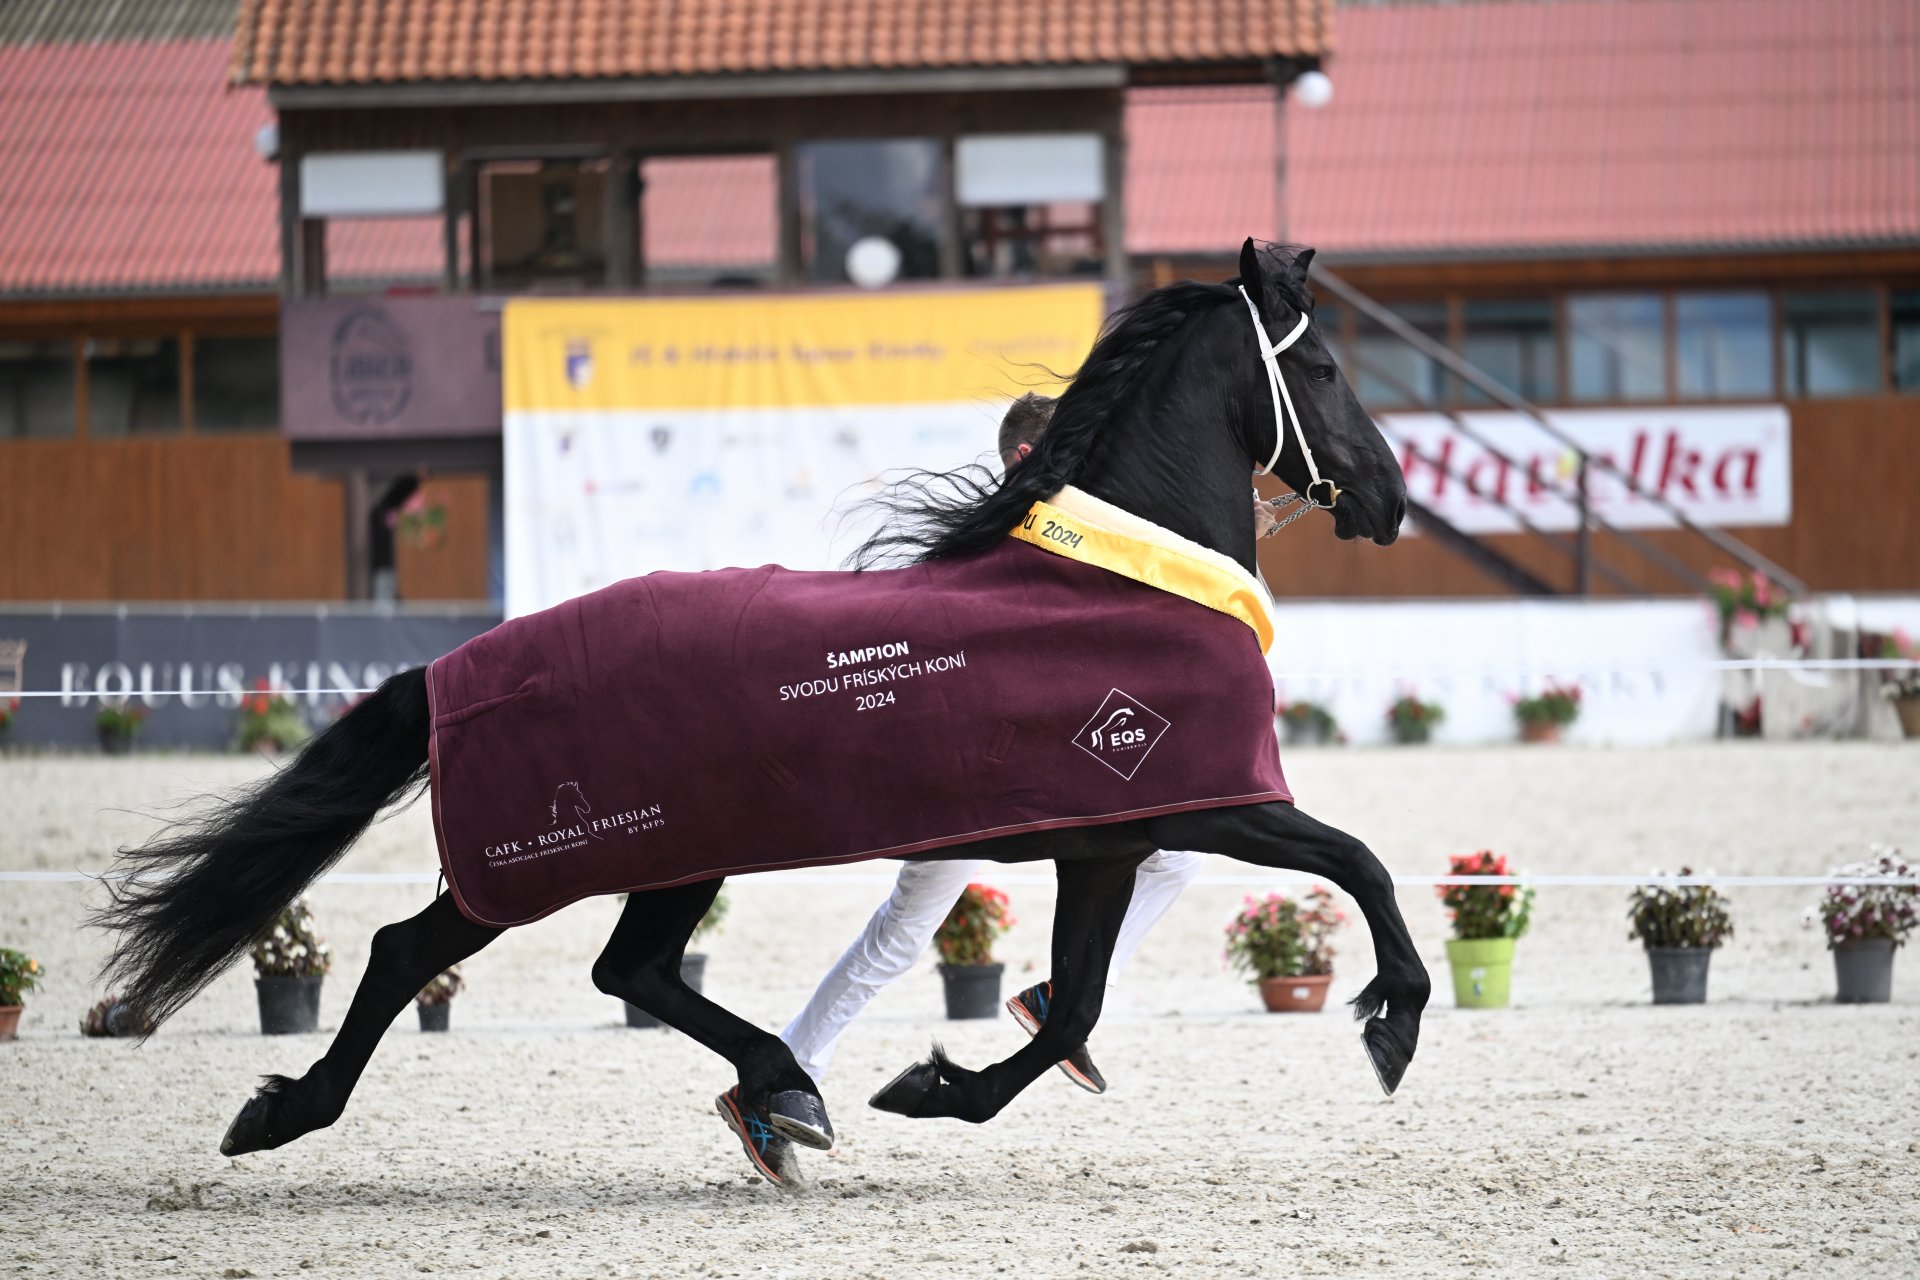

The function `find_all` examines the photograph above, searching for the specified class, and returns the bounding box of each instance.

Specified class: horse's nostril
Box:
[1392,496,1408,528]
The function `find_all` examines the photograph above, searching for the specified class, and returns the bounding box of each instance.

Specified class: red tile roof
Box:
[229,0,1331,86]
[1282,0,1920,258]
[0,39,433,295]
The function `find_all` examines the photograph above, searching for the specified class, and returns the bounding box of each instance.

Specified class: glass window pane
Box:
[1353,302,1447,409]
[795,139,946,284]
[1893,290,1920,392]
[640,154,777,285]
[1461,299,1558,404]
[1675,292,1772,398]
[1783,292,1880,397]
[86,337,182,436]
[1569,294,1665,402]
[193,335,281,432]
[0,340,77,439]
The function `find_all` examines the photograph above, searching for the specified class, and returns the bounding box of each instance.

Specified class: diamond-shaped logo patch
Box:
[1072,688,1172,781]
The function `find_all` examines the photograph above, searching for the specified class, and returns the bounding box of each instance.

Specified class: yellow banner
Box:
[503,284,1104,413]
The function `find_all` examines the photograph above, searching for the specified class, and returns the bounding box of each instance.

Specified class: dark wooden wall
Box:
[1256,396,1920,598]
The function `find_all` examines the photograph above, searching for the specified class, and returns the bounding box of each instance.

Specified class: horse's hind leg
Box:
[591,883,827,1144]
[1148,802,1430,1095]
[221,892,502,1156]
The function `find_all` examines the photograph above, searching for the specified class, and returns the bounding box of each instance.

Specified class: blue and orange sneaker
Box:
[1006,981,1107,1094]
[715,1086,799,1187]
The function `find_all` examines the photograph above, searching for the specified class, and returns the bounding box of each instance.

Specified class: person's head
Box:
[996,393,1056,469]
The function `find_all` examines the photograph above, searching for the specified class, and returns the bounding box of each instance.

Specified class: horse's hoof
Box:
[219,1093,276,1157]
[868,1060,939,1117]
[1362,1019,1410,1097]
[768,1090,835,1151]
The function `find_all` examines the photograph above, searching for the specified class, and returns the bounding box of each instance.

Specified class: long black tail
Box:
[92,667,434,1029]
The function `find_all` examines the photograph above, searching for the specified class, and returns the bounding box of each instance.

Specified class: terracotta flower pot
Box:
[1518,721,1560,744]
[939,962,1004,1019]
[1257,974,1331,1012]
[0,1005,21,1041]
[1894,695,1920,740]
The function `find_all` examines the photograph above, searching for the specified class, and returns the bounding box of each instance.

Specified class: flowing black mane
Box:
[848,260,1314,569]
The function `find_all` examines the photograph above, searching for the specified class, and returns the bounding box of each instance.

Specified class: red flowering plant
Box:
[93,702,148,736]
[233,677,308,753]
[1706,568,1790,645]
[389,486,450,550]
[1386,693,1445,744]
[1865,629,1920,700]
[1806,846,1918,949]
[0,697,20,731]
[934,884,1015,966]
[1437,851,1535,942]
[1224,888,1343,980]
[1510,682,1581,729]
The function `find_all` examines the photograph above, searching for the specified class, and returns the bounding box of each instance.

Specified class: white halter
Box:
[1238,285,1340,517]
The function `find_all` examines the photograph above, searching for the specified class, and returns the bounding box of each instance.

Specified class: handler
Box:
[719,395,1291,1182]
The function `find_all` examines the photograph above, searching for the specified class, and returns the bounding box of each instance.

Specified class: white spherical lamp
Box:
[845,236,903,289]
[1292,70,1334,110]
[253,121,280,161]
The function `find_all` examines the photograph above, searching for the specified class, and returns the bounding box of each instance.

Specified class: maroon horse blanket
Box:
[428,489,1290,926]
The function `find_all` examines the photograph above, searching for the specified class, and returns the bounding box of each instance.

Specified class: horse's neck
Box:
[1074,340,1259,574]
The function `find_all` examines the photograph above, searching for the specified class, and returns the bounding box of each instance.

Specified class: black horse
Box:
[95,240,1425,1170]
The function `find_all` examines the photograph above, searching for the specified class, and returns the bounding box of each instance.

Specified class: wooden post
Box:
[343,468,372,600]
[1272,81,1288,246]
[278,139,301,296]
[1101,120,1127,286]
[938,134,962,280]
[775,140,802,286]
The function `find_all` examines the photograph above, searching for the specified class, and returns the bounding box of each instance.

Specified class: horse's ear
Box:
[1237,238,1265,309]
[1285,247,1317,283]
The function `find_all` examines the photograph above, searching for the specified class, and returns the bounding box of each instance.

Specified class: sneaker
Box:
[1006,982,1107,1094]
[715,1086,799,1187]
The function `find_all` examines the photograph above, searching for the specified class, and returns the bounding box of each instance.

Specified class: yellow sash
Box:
[1011,493,1276,654]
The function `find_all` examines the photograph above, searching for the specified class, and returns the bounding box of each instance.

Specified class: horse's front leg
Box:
[1150,801,1430,1094]
[870,854,1143,1124]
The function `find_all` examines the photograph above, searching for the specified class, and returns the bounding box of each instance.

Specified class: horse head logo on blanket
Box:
[550,781,599,840]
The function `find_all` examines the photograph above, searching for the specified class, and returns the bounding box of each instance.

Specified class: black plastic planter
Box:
[624,953,706,1028]
[417,1001,451,1032]
[255,975,322,1034]
[939,962,1004,1019]
[1833,939,1895,1004]
[1646,947,1712,1005]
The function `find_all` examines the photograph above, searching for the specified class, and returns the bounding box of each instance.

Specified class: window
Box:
[1894,290,1920,392]
[85,337,181,436]
[1569,294,1665,402]
[0,340,77,439]
[1461,299,1557,405]
[954,134,1105,280]
[1675,292,1772,399]
[1311,303,1346,365]
[640,154,777,286]
[193,336,281,432]
[795,139,946,284]
[1353,302,1447,409]
[1782,292,1880,397]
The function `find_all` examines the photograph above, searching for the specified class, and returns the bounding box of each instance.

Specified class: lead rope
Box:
[1255,487,1322,539]
[1237,284,1341,531]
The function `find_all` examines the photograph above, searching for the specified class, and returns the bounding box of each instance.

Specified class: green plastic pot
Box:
[1445,937,1516,1009]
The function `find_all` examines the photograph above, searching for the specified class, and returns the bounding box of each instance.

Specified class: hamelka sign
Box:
[1383,405,1790,533]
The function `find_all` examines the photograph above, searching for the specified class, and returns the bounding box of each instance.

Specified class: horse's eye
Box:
[1309,364,1335,382]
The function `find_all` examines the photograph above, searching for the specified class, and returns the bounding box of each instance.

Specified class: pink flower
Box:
[1734,609,1760,629]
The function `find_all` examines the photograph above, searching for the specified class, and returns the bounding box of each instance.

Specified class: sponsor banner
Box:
[1382,405,1790,533]
[281,296,501,440]
[0,608,499,748]
[502,285,1104,616]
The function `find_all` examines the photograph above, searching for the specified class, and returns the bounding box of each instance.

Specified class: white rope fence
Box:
[6,657,1919,700]
[3,870,1908,888]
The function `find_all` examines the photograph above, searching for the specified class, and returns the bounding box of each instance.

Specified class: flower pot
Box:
[1646,947,1713,1005]
[1283,720,1331,746]
[1833,939,1896,1004]
[0,1005,21,1041]
[938,962,1004,1020]
[417,1001,451,1032]
[1893,695,1920,740]
[1445,938,1515,1008]
[1257,974,1332,1012]
[97,727,133,756]
[1518,721,1560,745]
[624,953,706,1028]
[255,975,322,1034]
[1392,723,1431,745]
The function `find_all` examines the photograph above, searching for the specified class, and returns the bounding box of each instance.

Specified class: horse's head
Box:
[1234,239,1406,546]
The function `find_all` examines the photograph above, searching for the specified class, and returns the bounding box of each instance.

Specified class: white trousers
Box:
[780,850,1206,1085]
